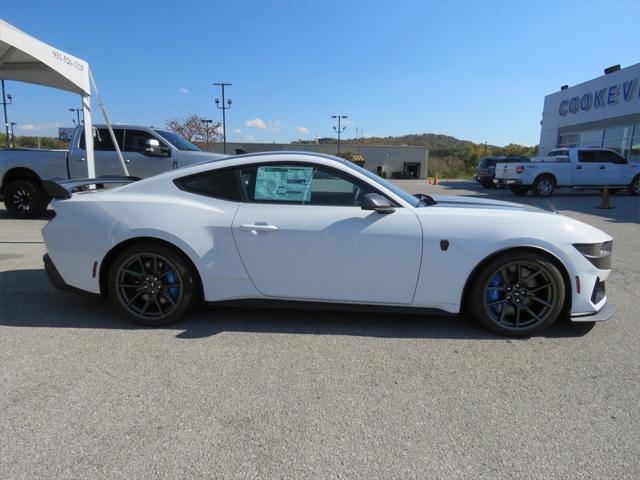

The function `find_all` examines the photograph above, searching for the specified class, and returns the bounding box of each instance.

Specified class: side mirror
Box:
[361,193,395,214]
[145,138,170,157]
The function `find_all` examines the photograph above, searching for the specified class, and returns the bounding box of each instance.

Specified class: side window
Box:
[237,163,377,206]
[600,151,627,164]
[174,168,242,202]
[124,130,165,153]
[79,128,124,151]
[578,151,598,163]
[307,166,376,206]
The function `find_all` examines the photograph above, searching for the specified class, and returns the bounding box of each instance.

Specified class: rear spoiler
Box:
[42,176,141,200]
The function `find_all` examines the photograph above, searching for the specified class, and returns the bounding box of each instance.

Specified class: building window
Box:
[629,124,640,164]
[602,125,633,158]
[557,133,580,148]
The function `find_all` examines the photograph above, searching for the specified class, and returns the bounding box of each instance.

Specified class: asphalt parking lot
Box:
[1,181,639,479]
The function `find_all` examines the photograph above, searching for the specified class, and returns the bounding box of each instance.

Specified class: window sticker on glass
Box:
[255,166,313,201]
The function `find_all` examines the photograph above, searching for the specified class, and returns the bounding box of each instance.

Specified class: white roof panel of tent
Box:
[0,18,90,96]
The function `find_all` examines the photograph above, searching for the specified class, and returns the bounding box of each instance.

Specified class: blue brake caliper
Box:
[487,271,504,314]
[164,265,179,300]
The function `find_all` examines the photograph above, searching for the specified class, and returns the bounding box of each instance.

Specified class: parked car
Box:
[42,151,614,337]
[0,124,225,218]
[494,147,640,197]
[474,156,529,188]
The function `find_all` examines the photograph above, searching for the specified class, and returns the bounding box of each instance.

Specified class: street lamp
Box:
[200,118,213,150]
[213,82,232,154]
[69,107,82,125]
[1,80,13,148]
[10,122,16,147]
[331,115,348,152]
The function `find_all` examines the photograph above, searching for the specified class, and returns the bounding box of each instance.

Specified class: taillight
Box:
[516,165,525,174]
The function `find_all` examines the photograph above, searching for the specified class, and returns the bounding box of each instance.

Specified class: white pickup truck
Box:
[494,147,640,197]
[0,124,225,218]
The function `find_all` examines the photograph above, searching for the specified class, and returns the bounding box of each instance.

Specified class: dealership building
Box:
[539,63,640,161]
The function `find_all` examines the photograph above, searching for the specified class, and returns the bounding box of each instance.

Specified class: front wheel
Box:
[108,243,199,326]
[468,252,566,337]
[3,179,49,219]
[630,176,640,196]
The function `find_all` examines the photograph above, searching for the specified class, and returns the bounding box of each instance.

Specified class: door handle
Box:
[240,224,279,234]
[600,165,606,169]
[575,165,582,170]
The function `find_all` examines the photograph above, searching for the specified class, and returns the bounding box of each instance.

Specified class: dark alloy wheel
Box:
[108,243,198,326]
[4,179,49,219]
[532,175,555,197]
[630,176,640,196]
[510,185,529,196]
[469,252,565,336]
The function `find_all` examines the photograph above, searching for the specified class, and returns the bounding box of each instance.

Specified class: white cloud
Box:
[246,118,267,129]
[178,88,190,94]
[244,135,256,141]
[296,126,310,135]
[18,122,63,131]
[233,128,242,134]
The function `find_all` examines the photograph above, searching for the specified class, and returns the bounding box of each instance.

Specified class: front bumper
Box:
[571,300,615,322]
[474,174,493,184]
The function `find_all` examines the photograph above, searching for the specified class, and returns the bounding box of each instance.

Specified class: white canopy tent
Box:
[0,18,127,177]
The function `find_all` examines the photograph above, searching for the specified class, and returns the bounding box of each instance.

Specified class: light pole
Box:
[69,107,82,125]
[10,122,16,147]
[213,82,232,154]
[1,80,13,148]
[331,115,348,152]
[200,118,213,150]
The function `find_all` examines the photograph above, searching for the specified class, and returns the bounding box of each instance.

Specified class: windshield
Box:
[342,161,421,207]
[154,130,201,151]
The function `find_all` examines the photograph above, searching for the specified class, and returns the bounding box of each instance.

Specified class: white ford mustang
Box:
[41,151,615,336]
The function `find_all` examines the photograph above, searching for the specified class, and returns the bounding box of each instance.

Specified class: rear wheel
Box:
[3,179,49,219]
[629,176,640,196]
[509,185,529,196]
[108,243,198,326]
[532,175,555,197]
[468,252,565,337]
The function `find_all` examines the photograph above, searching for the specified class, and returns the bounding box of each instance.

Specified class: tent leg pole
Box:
[82,95,96,178]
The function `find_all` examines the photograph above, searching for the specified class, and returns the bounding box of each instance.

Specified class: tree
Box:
[164,114,221,144]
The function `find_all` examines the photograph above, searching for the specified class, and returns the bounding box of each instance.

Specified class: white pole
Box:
[89,70,128,176]
[82,94,95,178]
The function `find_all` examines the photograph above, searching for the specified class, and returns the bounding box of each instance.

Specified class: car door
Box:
[71,128,126,177]
[598,150,630,185]
[574,150,604,185]
[231,162,423,304]
[122,129,174,178]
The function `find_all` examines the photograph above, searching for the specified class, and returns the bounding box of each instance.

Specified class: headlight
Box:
[573,241,612,269]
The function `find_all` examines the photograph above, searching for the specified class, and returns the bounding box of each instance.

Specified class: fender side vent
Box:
[440,239,450,251]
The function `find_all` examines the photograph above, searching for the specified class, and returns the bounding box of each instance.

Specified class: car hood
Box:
[429,195,549,213]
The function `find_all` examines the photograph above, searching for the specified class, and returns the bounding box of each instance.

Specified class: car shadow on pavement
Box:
[1,268,595,340]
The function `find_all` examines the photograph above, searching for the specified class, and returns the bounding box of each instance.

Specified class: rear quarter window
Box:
[174,168,242,202]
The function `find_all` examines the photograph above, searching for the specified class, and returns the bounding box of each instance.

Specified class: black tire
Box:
[108,243,199,326]
[629,176,640,196]
[510,186,529,196]
[598,188,620,195]
[482,183,493,189]
[468,251,565,337]
[532,175,555,197]
[3,179,49,219]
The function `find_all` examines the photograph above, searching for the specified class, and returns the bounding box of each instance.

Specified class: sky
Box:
[1,0,639,146]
